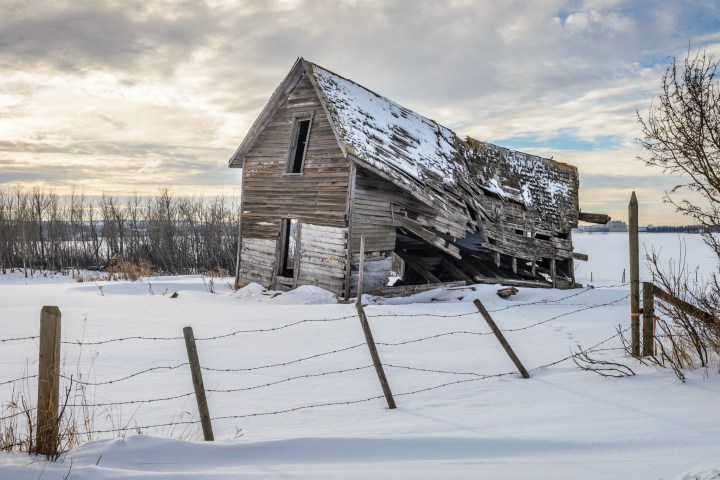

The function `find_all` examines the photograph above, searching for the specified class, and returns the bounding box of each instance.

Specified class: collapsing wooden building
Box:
[229,58,605,297]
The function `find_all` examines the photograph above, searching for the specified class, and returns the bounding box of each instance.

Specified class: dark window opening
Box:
[279,219,298,277]
[535,233,551,241]
[287,119,311,173]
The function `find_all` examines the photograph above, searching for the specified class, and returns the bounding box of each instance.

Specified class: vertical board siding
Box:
[238,238,276,285]
[238,73,351,291]
[348,167,399,294]
[296,223,347,293]
[241,73,351,240]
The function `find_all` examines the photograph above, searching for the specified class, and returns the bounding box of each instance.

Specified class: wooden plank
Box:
[579,212,611,224]
[372,280,466,296]
[355,302,396,409]
[183,327,214,441]
[572,252,589,261]
[629,191,640,357]
[653,284,715,325]
[229,60,306,167]
[395,249,440,283]
[642,282,655,357]
[36,306,61,457]
[394,215,461,259]
[473,299,530,379]
[440,257,474,283]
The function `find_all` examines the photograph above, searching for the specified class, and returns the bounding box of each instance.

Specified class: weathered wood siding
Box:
[238,238,276,285]
[238,73,351,289]
[296,223,347,293]
[241,73,351,239]
[348,167,406,295]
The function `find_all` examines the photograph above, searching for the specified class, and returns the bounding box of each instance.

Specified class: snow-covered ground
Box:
[0,233,719,480]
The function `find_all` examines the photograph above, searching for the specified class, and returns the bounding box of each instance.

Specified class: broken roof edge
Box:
[304,60,577,175]
[302,60,349,159]
[305,60,579,219]
[228,57,308,168]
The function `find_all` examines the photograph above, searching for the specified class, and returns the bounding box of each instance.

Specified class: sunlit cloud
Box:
[0,0,718,224]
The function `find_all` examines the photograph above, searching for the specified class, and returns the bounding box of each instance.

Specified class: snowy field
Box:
[0,233,719,480]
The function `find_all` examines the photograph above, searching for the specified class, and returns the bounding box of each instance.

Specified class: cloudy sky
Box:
[1,0,719,224]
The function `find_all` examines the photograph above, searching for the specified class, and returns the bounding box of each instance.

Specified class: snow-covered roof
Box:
[305,60,578,231]
[229,58,579,233]
[309,63,461,186]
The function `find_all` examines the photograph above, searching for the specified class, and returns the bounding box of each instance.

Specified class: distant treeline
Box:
[0,187,240,276]
[644,225,719,233]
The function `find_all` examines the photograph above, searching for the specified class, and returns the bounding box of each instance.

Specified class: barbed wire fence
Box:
[0,284,632,452]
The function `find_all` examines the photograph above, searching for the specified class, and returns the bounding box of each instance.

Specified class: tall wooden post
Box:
[629,191,640,357]
[234,213,242,289]
[642,282,655,357]
[36,306,61,457]
[183,327,214,441]
[356,234,396,409]
[473,300,529,378]
[357,235,365,300]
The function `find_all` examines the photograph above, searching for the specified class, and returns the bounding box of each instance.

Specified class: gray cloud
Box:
[0,0,215,73]
[0,0,719,223]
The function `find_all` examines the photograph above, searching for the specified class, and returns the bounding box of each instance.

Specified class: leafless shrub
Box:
[637,48,720,380]
[107,255,154,281]
[572,345,635,377]
[645,248,720,381]
[0,187,240,277]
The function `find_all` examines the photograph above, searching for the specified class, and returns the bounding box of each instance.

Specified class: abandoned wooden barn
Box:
[229,58,605,298]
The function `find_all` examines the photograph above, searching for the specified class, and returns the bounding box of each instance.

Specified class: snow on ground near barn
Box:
[1,233,719,479]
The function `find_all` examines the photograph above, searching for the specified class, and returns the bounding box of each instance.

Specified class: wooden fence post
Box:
[234,213,242,290]
[629,191,640,357]
[473,299,529,378]
[642,282,655,357]
[357,235,365,300]
[183,327,214,441]
[356,234,396,409]
[36,306,61,457]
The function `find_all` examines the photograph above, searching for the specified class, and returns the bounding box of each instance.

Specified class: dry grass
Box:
[643,247,720,381]
[107,255,154,281]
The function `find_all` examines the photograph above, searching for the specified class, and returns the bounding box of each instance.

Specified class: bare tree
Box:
[0,187,239,277]
[638,47,720,376]
[638,48,720,249]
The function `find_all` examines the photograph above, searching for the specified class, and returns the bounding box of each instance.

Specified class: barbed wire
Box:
[364,284,631,321]
[376,330,491,347]
[0,295,631,389]
[64,365,377,409]
[60,364,188,386]
[528,328,628,371]
[0,408,36,422]
[43,327,631,437]
[206,365,374,393]
[0,285,635,441]
[0,375,37,387]
[201,343,367,372]
[194,315,358,341]
[65,391,195,408]
[57,314,359,347]
[593,282,631,288]
[81,394,390,434]
[504,294,630,332]
[1,286,632,350]
[0,335,39,344]
[385,363,512,377]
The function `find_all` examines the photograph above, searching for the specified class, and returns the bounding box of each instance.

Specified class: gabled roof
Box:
[229,58,579,232]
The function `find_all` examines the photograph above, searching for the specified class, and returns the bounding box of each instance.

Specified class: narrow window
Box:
[287,118,311,173]
[279,218,298,277]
